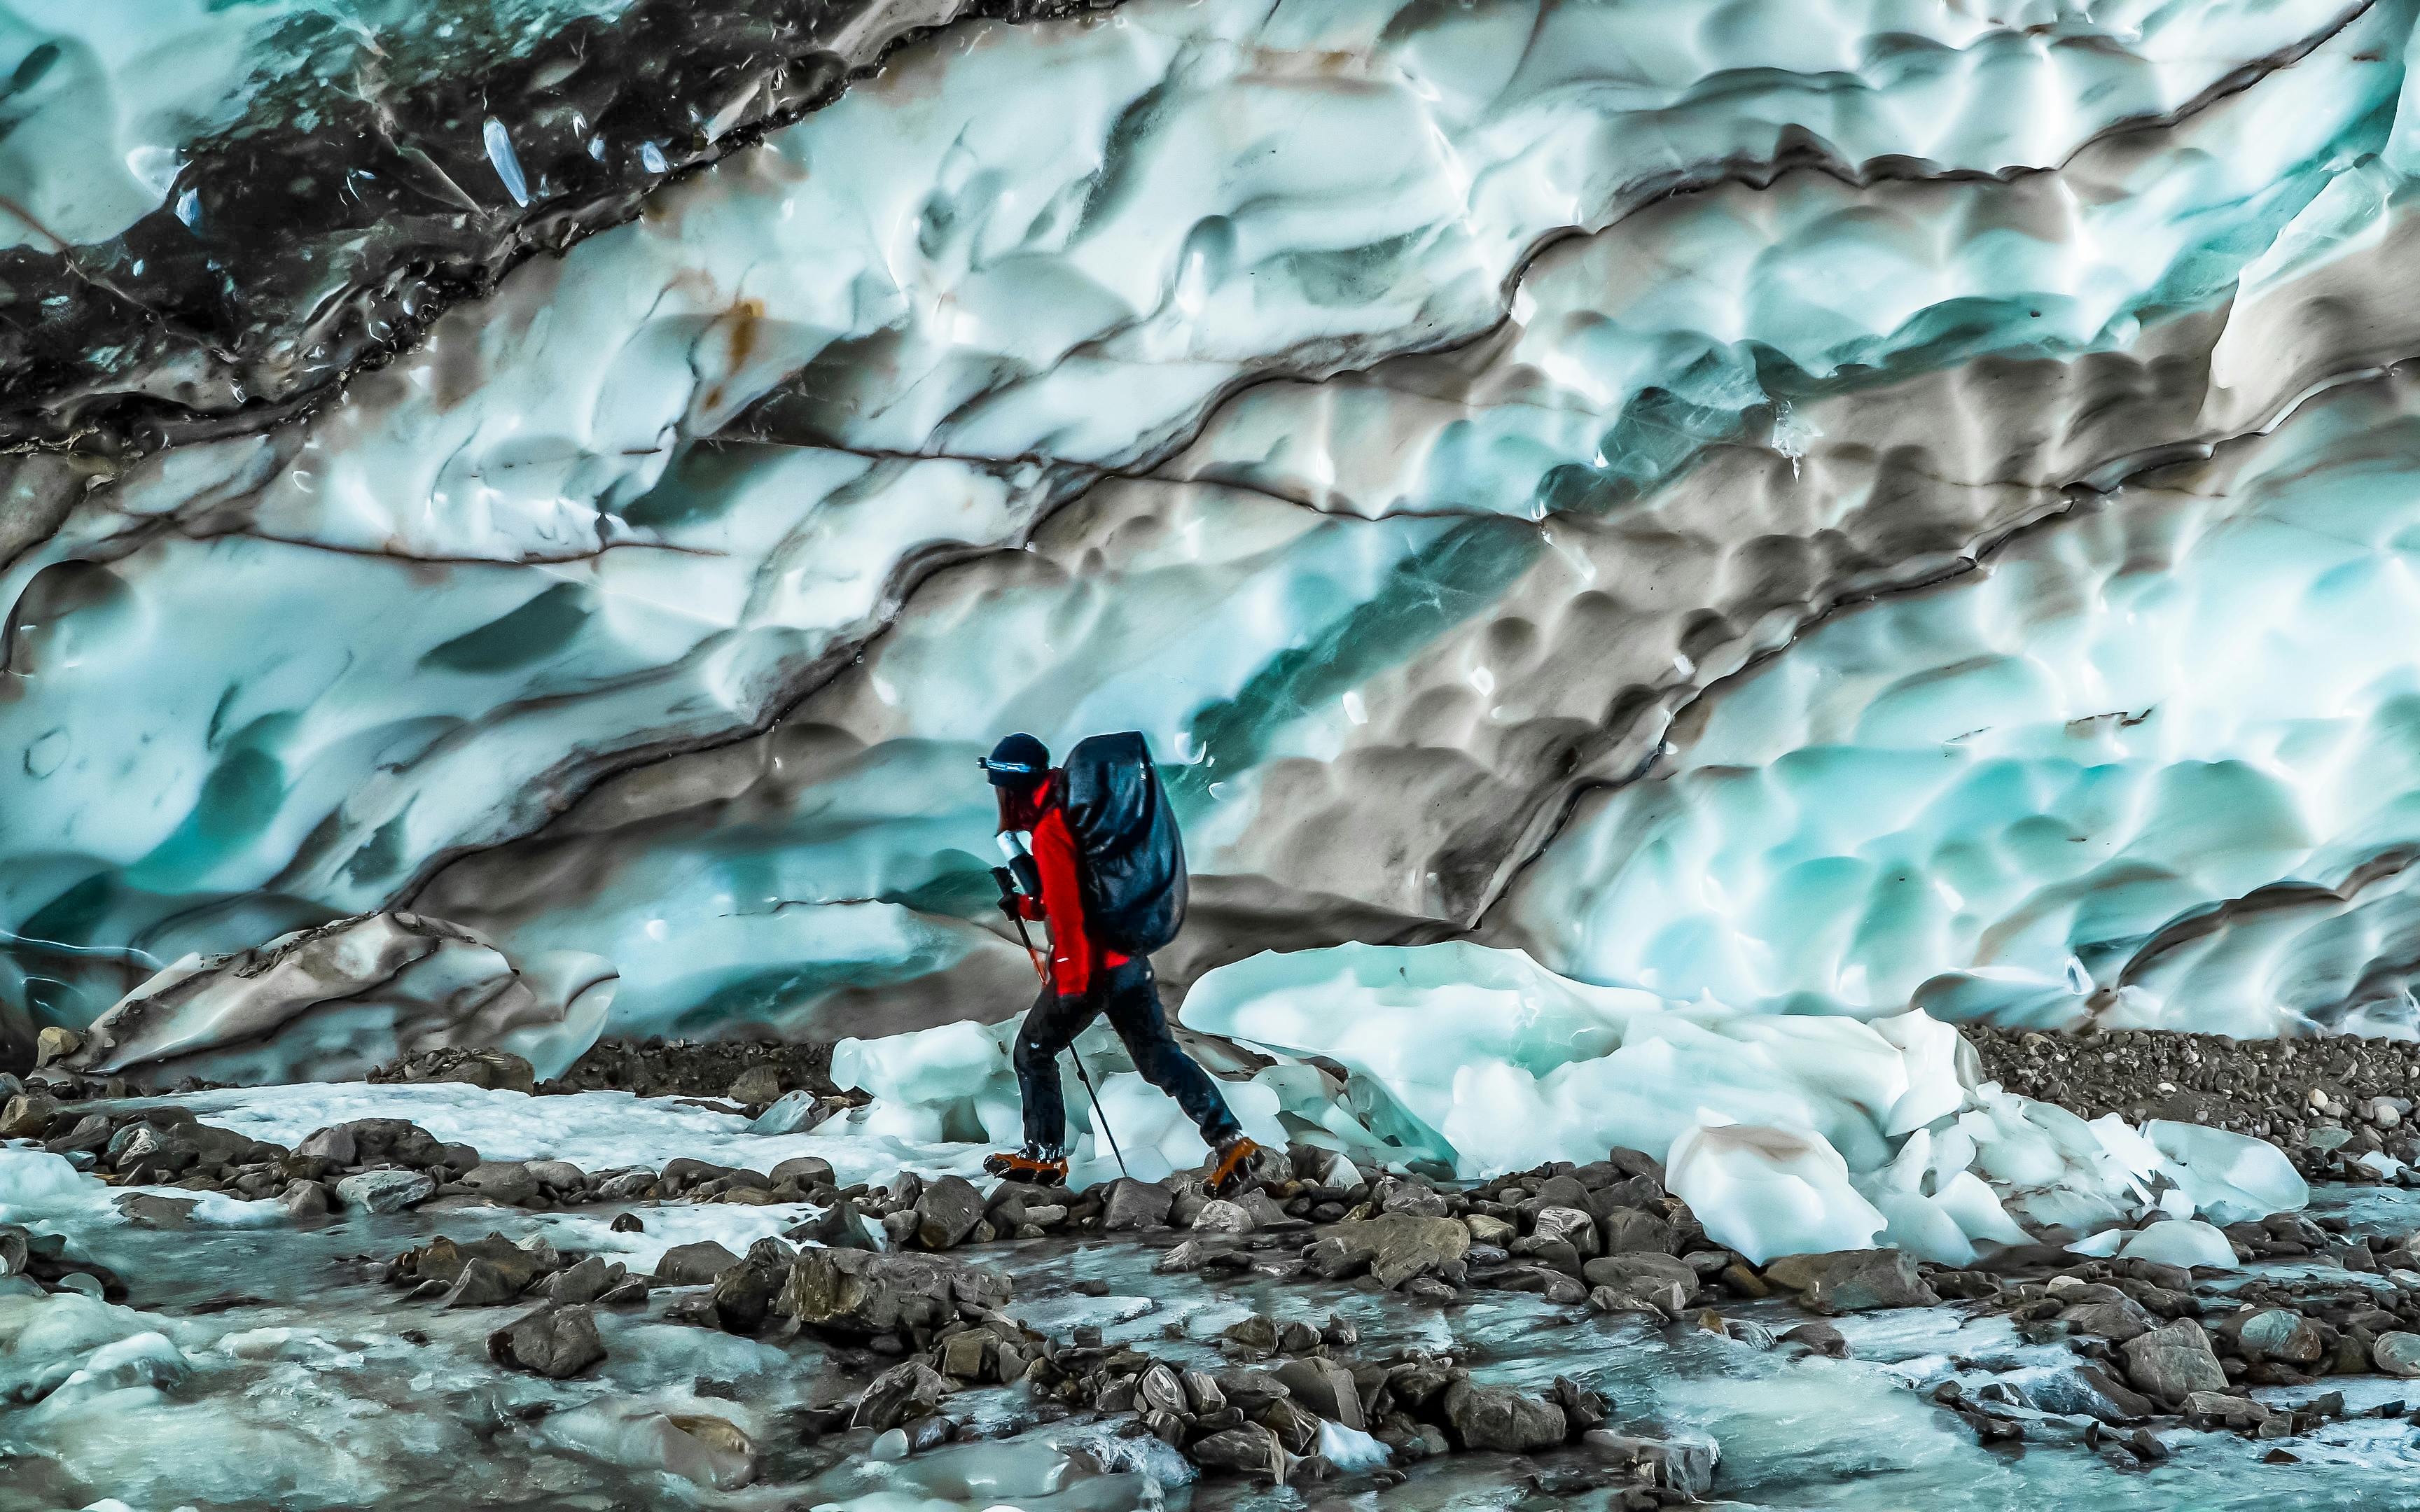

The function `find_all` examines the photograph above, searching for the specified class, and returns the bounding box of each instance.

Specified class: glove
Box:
[989,867,1023,920]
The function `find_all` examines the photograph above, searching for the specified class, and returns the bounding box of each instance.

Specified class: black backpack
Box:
[1057,731,1188,955]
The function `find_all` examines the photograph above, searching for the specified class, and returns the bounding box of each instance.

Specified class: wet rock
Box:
[854,1359,948,1431]
[526,1160,586,1194]
[1376,1178,1453,1219]
[592,1170,658,1201]
[32,1027,83,1068]
[335,1169,436,1214]
[2371,1331,2420,1378]
[441,1258,524,1308]
[2122,1320,2228,1403]
[1440,1380,1566,1452]
[0,1226,26,1279]
[1194,1198,1257,1235]
[2181,1391,2278,1433]
[312,1119,447,1168]
[1304,1214,1470,1289]
[1580,1252,1697,1315]
[1463,1213,1516,1247]
[1157,1239,1209,1273]
[1597,1208,1674,1255]
[914,1175,987,1250]
[790,1201,879,1252]
[1258,1397,1323,1453]
[1777,1322,1850,1358]
[461,1162,540,1205]
[549,1256,627,1306]
[1531,1205,1601,1258]
[113,1192,200,1229]
[1761,1249,1935,1311]
[2228,1308,2325,1365]
[1582,1432,1719,1496]
[769,1155,836,1190]
[776,1247,1010,1340]
[609,1212,646,1234]
[1275,1356,1366,1429]
[1221,1315,1281,1362]
[489,1305,606,1379]
[0,1093,60,1140]
[728,1066,784,1105]
[2061,1298,2156,1343]
[656,1240,744,1287]
[1191,1423,1288,1480]
[711,1254,788,1335]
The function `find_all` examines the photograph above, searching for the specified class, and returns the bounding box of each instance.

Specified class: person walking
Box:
[977,731,1260,1191]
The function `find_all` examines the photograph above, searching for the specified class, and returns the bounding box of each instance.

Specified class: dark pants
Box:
[1015,957,1240,1153]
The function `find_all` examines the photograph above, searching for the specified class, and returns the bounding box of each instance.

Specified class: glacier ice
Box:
[0,0,2414,1329]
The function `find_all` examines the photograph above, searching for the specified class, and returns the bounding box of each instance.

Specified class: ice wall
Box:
[10,0,2420,1077]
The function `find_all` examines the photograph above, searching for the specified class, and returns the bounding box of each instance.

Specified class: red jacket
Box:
[1011,778,1128,997]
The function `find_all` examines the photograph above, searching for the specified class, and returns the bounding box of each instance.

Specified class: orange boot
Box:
[1206,1133,1264,1197]
[983,1145,1069,1184]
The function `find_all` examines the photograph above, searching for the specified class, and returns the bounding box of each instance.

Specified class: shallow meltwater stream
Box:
[10,1181,2420,1511]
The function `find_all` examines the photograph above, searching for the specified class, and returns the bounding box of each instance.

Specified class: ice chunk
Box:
[1667,1123,1887,1264]
[2143,1121,2310,1224]
[1318,1418,1393,1472]
[2118,1219,2238,1270]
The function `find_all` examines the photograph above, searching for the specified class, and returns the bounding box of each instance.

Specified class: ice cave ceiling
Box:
[8,0,2420,1072]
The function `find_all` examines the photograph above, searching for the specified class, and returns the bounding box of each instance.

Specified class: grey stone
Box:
[791,1201,878,1252]
[1274,1356,1365,1429]
[2230,1308,2325,1365]
[1156,1239,1208,1273]
[1376,1178,1452,1218]
[2372,1331,2420,1378]
[913,1175,987,1250]
[770,1155,836,1189]
[1597,1208,1674,1254]
[113,1192,199,1229]
[335,1169,436,1214]
[775,1247,1010,1340]
[524,1160,586,1193]
[1531,1204,1600,1257]
[487,1305,606,1379]
[710,1256,786,1334]
[655,1240,744,1286]
[548,1256,627,1306]
[1193,1198,1257,1234]
[1581,1432,1718,1496]
[1441,1380,1566,1452]
[728,1065,784,1105]
[1190,1424,1287,1480]
[0,1093,60,1140]
[1303,1213,1470,1289]
[461,1162,540,1205]
[279,1179,333,1218]
[1580,1251,1697,1314]
[2122,1319,2229,1402]
[440,1258,522,1308]
[2059,1298,2155,1342]
[854,1360,947,1431]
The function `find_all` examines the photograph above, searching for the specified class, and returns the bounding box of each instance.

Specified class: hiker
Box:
[977,730,1260,1191]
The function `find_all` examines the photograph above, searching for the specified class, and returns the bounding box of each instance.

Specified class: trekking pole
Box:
[993,867,1129,1178]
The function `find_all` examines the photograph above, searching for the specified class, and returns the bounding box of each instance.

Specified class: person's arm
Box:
[1029,806,1094,997]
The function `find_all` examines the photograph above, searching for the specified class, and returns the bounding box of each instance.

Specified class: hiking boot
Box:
[983,1145,1069,1183]
[1205,1133,1264,1197]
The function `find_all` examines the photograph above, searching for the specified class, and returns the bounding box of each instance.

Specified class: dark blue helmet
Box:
[980,732,1049,788]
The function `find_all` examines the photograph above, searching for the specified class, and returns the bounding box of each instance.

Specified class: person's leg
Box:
[1101,959,1242,1144]
[1012,979,1095,1152]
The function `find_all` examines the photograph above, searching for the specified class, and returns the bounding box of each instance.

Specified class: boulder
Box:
[1581,1432,1718,1496]
[776,1247,1010,1340]
[1304,1214,1470,1289]
[33,1027,83,1068]
[854,1360,947,1431]
[1190,1423,1288,1480]
[1580,1252,1697,1315]
[0,1093,60,1140]
[1531,1205,1600,1257]
[549,1256,627,1306]
[1102,1178,1176,1231]
[655,1240,744,1286]
[461,1162,540,1205]
[280,1180,332,1218]
[1807,1250,1938,1312]
[728,1066,784,1105]
[1597,1208,1674,1255]
[525,1159,586,1193]
[1440,1380,1566,1452]
[2122,1320,2229,1402]
[1194,1198,1257,1235]
[914,1175,987,1250]
[1274,1356,1366,1429]
[770,1156,836,1189]
[1463,1213,1516,1247]
[440,1258,523,1308]
[2229,1308,2325,1366]
[2059,1298,2155,1343]
[488,1305,606,1378]
[711,1256,788,1335]
[335,1169,436,1214]
[790,1201,878,1252]
[2372,1331,2420,1378]
[1376,1178,1452,1219]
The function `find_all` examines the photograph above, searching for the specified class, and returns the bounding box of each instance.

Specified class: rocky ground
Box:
[1967,1027,2420,1184]
[15,1026,2420,1504]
